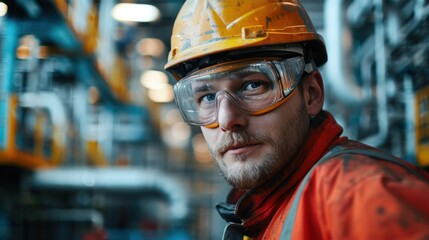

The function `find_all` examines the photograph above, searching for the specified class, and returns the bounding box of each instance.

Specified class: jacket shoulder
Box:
[290,140,429,239]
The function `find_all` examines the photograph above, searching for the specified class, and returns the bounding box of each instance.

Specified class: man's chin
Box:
[222,160,267,189]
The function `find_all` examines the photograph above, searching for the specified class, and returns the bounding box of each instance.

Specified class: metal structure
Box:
[322,0,429,167]
[0,1,191,239]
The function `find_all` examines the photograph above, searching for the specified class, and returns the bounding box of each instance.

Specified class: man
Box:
[164,0,429,239]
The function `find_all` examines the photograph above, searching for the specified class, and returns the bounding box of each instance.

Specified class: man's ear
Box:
[303,70,324,116]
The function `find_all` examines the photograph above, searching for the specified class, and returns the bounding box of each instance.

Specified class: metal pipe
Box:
[19,209,104,227]
[0,18,18,149]
[414,0,426,20]
[323,0,363,106]
[358,36,375,101]
[31,167,189,221]
[18,92,69,164]
[19,92,68,128]
[361,0,389,147]
[403,75,416,164]
[346,0,373,26]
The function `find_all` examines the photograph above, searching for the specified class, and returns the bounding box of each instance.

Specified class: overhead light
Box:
[140,70,173,102]
[140,70,168,89]
[162,109,191,148]
[137,38,165,58]
[0,2,7,17]
[148,84,173,103]
[192,134,212,164]
[112,3,160,23]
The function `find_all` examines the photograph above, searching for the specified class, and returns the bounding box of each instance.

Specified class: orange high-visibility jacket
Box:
[218,111,429,240]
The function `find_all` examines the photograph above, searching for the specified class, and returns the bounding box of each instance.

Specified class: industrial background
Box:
[0,0,428,239]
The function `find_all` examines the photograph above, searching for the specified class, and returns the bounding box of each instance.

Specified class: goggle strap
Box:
[251,88,298,115]
[304,59,316,73]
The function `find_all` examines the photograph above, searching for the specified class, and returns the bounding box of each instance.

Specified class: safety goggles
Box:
[173,56,309,127]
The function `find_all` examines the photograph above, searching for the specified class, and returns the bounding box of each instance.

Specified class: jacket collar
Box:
[216,111,346,237]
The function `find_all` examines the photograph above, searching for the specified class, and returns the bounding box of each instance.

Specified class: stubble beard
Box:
[210,106,310,190]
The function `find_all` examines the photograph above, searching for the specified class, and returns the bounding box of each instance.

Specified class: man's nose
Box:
[216,95,247,131]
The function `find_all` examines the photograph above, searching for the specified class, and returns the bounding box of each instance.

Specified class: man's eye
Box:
[200,93,216,103]
[243,81,267,91]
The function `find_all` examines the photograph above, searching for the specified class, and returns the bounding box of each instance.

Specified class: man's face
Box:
[201,86,310,190]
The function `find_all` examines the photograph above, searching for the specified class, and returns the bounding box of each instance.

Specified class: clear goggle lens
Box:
[173,56,307,127]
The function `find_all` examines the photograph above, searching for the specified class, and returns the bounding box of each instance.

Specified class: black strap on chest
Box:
[221,222,246,240]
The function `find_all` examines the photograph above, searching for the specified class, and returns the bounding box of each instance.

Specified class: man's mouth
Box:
[220,142,260,156]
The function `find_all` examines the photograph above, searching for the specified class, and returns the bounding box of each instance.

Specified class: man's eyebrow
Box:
[191,71,262,93]
[193,83,212,93]
[230,71,263,80]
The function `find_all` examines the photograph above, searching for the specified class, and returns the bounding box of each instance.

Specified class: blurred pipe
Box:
[346,0,373,26]
[386,7,401,47]
[19,92,68,130]
[16,0,41,18]
[358,36,375,101]
[31,167,189,220]
[19,92,68,163]
[2,18,18,92]
[361,0,388,147]
[403,75,416,164]
[325,0,389,147]
[414,0,427,20]
[21,209,103,227]
[323,0,363,106]
[1,18,18,151]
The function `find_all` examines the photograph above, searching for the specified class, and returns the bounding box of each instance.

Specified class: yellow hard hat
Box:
[165,0,327,80]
